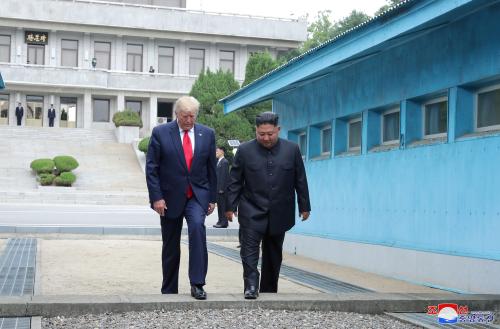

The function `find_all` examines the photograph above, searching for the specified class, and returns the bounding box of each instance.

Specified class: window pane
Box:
[134,55,142,72]
[127,44,142,55]
[219,51,234,74]
[126,101,141,114]
[299,134,307,156]
[94,41,110,52]
[61,39,78,50]
[0,35,10,62]
[321,127,332,153]
[477,88,500,128]
[158,46,173,56]
[383,111,400,142]
[61,49,77,67]
[95,51,110,69]
[189,48,204,75]
[349,120,362,149]
[0,94,9,121]
[93,99,110,122]
[158,56,173,74]
[425,101,447,135]
[94,42,111,69]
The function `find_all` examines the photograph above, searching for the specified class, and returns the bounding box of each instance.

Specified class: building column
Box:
[83,91,92,128]
[238,44,248,82]
[178,40,186,76]
[49,31,57,66]
[208,42,217,72]
[148,38,155,72]
[149,95,158,132]
[115,36,123,70]
[15,28,23,65]
[83,32,91,69]
[117,92,125,112]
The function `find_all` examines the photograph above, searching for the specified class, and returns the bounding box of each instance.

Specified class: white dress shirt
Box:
[178,124,195,153]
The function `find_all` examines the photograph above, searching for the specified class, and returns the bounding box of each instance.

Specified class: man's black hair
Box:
[255,112,279,127]
[217,146,226,153]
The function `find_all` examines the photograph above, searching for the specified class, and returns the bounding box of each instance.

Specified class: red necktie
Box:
[183,130,193,198]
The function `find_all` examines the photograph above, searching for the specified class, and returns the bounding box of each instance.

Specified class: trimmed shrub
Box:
[138,136,150,154]
[38,173,55,186]
[54,155,79,172]
[30,158,55,174]
[112,110,143,128]
[54,172,76,187]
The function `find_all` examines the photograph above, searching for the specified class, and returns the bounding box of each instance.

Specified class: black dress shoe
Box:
[213,223,228,228]
[191,285,207,300]
[244,286,258,299]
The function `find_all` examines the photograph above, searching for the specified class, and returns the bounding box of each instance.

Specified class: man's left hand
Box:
[207,203,215,215]
[300,211,310,221]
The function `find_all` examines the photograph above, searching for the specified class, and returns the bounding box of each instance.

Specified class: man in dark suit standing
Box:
[214,146,230,228]
[15,102,23,126]
[146,96,217,300]
[48,104,56,127]
[226,112,311,299]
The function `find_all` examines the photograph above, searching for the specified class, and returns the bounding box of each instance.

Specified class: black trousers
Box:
[16,117,22,126]
[240,225,285,293]
[216,192,228,226]
[49,118,54,127]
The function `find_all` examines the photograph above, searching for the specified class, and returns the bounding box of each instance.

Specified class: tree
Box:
[240,52,281,125]
[375,0,406,16]
[189,69,254,157]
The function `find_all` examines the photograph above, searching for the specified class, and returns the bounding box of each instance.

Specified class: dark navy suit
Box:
[146,120,217,293]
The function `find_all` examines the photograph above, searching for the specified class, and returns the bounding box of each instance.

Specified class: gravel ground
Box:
[42,309,420,329]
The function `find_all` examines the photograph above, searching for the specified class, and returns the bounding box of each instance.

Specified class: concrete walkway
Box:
[0,234,498,322]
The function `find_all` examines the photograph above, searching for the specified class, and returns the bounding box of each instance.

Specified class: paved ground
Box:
[3,234,438,296]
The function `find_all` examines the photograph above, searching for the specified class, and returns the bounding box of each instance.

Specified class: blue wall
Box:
[275,3,500,260]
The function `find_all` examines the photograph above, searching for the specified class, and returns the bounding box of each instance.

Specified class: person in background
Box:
[214,146,230,228]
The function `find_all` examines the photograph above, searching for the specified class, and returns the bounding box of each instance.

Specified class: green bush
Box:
[38,173,55,186]
[30,158,55,174]
[54,155,79,172]
[138,136,150,154]
[112,110,143,128]
[54,172,76,187]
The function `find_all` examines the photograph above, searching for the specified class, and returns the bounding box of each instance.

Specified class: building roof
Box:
[221,0,487,113]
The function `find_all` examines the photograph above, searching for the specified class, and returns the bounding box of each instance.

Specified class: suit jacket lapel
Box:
[169,121,188,171]
[192,124,202,169]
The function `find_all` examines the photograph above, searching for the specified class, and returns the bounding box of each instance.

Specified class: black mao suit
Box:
[216,157,230,226]
[226,138,310,292]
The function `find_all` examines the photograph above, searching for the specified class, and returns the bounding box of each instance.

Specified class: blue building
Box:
[222,0,500,293]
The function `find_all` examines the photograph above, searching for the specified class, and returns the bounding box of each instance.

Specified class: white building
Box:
[0,0,306,134]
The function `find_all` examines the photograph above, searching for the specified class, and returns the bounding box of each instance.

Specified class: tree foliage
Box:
[240,52,281,125]
[189,69,254,156]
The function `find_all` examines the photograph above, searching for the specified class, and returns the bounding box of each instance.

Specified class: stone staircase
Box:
[0,126,148,205]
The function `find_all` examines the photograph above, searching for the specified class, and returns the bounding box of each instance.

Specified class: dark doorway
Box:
[157,101,173,125]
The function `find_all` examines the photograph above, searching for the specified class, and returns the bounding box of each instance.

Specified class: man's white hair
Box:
[174,96,200,115]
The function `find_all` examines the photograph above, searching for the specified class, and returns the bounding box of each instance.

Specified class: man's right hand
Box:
[153,199,167,217]
[225,211,234,222]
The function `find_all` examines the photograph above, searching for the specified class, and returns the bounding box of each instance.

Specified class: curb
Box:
[0,294,499,317]
[0,226,239,237]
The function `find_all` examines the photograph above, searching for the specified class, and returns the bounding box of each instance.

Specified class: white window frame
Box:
[422,96,448,139]
[189,48,205,76]
[381,107,400,145]
[348,117,362,151]
[475,83,500,132]
[219,50,235,75]
[158,45,174,74]
[298,131,307,160]
[320,125,332,156]
[0,34,11,63]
